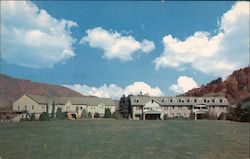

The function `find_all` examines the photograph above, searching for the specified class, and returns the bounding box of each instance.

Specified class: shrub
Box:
[218,112,227,120]
[39,112,50,121]
[205,112,217,120]
[81,109,88,119]
[163,114,169,120]
[94,112,100,118]
[56,108,65,120]
[30,113,36,121]
[104,108,112,118]
[88,112,92,118]
[112,111,122,120]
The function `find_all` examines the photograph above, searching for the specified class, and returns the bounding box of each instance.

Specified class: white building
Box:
[13,94,116,119]
[130,96,229,120]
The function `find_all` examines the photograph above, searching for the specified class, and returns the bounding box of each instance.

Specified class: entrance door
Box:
[145,114,161,120]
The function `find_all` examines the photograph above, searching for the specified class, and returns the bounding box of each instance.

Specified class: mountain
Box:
[0,74,84,110]
[184,67,250,104]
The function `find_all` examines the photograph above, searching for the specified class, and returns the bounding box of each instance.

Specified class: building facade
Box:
[13,94,116,119]
[130,96,229,120]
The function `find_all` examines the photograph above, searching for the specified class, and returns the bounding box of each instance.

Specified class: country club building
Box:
[13,94,116,119]
[130,96,229,120]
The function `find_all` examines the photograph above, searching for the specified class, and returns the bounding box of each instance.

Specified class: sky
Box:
[1,1,249,99]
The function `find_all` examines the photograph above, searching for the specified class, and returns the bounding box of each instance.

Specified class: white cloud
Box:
[169,76,198,94]
[64,81,164,99]
[154,2,249,78]
[80,27,155,61]
[1,1,77,68]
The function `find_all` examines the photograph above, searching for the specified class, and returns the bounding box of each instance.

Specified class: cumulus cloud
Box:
[169,76,198,94]
[80,27,155,61]
[64,81,164,99]
[1,1,77,68]
[154,2,249,78]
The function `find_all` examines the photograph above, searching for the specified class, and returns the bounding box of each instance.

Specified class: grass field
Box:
[0,120,249,159]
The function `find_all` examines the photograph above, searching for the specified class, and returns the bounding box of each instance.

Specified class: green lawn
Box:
[0,120,249,159]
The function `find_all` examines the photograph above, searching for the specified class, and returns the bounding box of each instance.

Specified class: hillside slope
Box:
[184,67,250,104]
[0,74,84,110]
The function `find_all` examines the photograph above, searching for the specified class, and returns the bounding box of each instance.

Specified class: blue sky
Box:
[1,1,249,99]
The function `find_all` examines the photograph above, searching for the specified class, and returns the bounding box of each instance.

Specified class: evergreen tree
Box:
[39,112,50,121]
[118,95,131,118]
[56,108,65,120]
[104,108,112,118]
[81,109,88,119]
[51,102,55,118]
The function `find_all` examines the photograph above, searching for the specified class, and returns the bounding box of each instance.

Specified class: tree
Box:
[81,109,88,119]
[94,112,100,118]
[51,102,55,118]
[104,108,112,118]
[39,112,50,121]
[46,104,49,114]
[56,108,65,120]
[118,95,131,118]
[88,112,92,118]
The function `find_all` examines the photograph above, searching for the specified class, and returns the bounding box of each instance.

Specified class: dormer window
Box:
[220,99,223,103]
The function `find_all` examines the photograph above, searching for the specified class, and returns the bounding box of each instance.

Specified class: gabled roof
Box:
[67,97,116,106]
[26,94,50,104]
[25,94,115,106]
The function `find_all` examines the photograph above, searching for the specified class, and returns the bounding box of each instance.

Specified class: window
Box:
[213,106,215,109]
[182,100,184,103]
[162,99,164,103]
[179,99,181,102]
[220,99,223,103]
[80,106,83,110]
[136,99,139,103]
[151,100,154,103]
[32,105,34,110]
[187,99,190,103]
[25,105,27,110]
[172,106,175,109]
[212,99,215,103]
[204,99,206,103]
[170,99,173,103]
[194,99,197,103]
[18,105,20,110]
